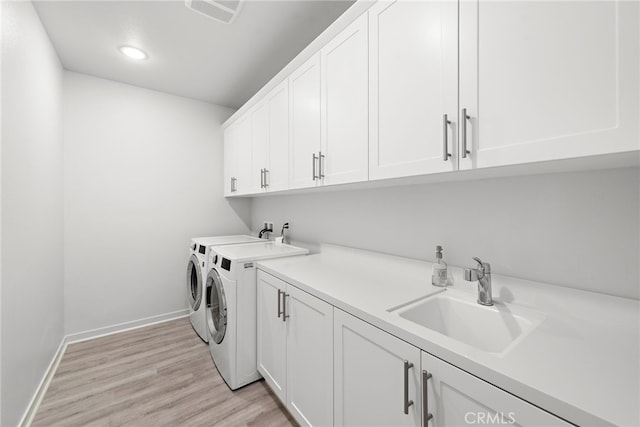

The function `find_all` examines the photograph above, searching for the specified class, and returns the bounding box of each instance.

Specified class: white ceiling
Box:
[33,0,354,108]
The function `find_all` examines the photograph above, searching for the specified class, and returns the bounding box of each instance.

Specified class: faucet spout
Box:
[280,222,290,244]
[463,257,493,306]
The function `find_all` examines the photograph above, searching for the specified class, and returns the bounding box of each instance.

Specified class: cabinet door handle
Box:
[422,370,433,425]
[404,360,414,414]
[318,152,325,179]
[312,153,318,181]
[442,114,452,161]
[260,168,265,188]
[231,177,237,192]
[282,293,290,322]
[277,289,283,318]
[264,168,269,188]
[461,108,471,158]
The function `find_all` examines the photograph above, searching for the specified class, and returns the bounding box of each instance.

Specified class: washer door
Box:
[186,254,202,310]
[206,269,227,344]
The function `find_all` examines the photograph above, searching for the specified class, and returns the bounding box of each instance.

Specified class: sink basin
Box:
[394,291,544,354]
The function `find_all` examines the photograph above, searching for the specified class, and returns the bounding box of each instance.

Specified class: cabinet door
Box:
[249,102,268,193]
[286,285,333,427]
[223,125,237,197]
[266,80,290,192]
[421,352,570,426]
[289,53,321,190]
[320,13,369,186]
[334,308,421,427]
[369,0,458,180]
[459,0,639,170]
[256,271,287,403]
[234,114,252,195]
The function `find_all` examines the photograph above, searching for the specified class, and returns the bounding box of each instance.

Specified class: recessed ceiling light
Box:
[119,45,148,60]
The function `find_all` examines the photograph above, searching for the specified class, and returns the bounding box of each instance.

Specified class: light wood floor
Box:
[32,318,296,426]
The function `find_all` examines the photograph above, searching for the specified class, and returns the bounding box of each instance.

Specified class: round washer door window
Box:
[206,269,227,344]
[186,254,202,311]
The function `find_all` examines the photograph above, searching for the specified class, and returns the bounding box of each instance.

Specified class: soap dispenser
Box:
[431,245,448,287]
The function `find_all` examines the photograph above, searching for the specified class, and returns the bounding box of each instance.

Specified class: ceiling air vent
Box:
[185,0,244,24]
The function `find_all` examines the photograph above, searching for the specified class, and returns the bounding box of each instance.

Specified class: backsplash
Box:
[250,167,640,300]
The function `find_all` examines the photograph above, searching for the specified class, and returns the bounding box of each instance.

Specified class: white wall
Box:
[1,2,64,425]
[252,167,640,300]
[63,72,250,335]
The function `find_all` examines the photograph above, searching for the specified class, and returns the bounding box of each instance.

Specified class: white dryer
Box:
[187,235,262,342]
[205,242,308,390]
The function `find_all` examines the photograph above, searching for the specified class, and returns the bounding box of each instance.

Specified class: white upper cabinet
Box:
[369,0,459,180]
[289,15,370,191]
[289,53,322,190]
[224,0,639,196]
[233,114,252,195]
[249,101,268,193]
[266,80,290,192]
[248,81,290,194]
[458,0,640,170]
[223,125,237,196]
[321,13,369,186]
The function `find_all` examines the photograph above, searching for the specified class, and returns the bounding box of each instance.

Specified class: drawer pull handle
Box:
[282,293,290,322]
[277,289,283,318]
[312,153,318,180]
[442,114,452,161]
[422,370,433,425]
[461,108,471,158]
[318,151,325,179]
[404,360,414,414]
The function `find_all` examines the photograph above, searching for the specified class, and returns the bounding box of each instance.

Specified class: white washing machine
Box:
[187,235,262,342]
[205,242,308,390]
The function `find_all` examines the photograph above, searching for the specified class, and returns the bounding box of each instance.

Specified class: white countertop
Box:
[257,244,640,427]
[211,242,308,262]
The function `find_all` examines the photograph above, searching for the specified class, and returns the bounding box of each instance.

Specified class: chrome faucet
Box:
[463,257,493,306]
[280,222,290,244]
[258,224,273,239]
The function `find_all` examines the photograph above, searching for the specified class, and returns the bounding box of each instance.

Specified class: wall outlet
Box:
[263,221,273,232]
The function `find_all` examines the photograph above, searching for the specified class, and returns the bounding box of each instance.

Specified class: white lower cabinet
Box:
[256,271,333,427]
[257,270,287,400]
[260,276,573,427]
[421,351,571,427]
[334,308,422,427]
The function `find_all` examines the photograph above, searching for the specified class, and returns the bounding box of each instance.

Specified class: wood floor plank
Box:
[32,318,296,427]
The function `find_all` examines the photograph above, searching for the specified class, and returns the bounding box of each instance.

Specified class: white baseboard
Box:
[18,338,67,427]
[65,309,189,344]
[19,309,190,426]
